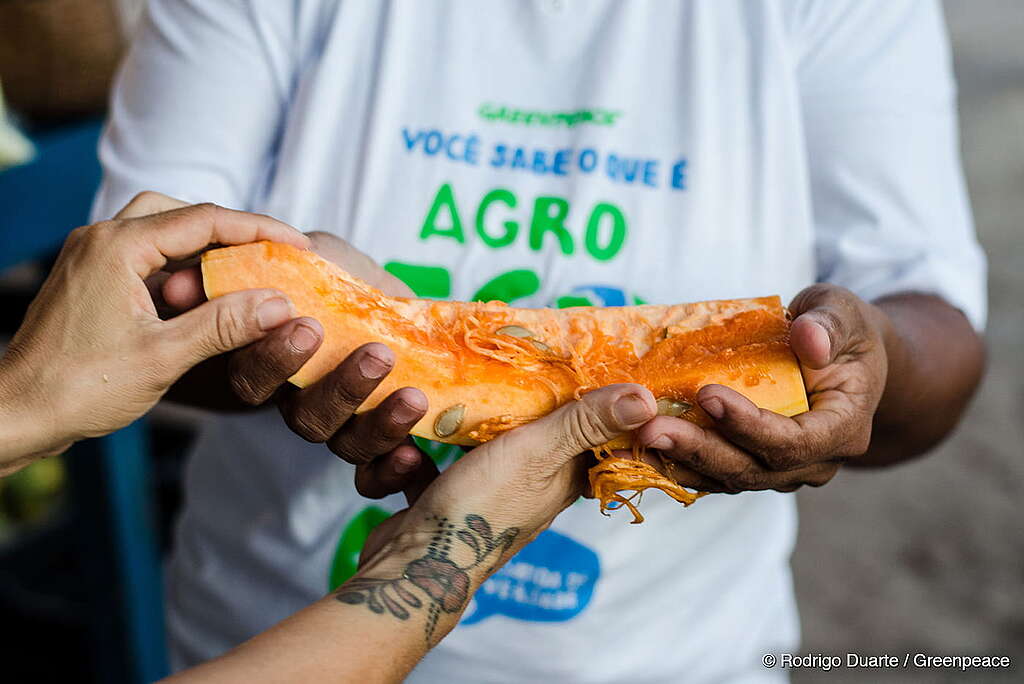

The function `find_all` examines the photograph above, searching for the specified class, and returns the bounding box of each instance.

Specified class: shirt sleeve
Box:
[792,0,987,329]
[91,0,296,220]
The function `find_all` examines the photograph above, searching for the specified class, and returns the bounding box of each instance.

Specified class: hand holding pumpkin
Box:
[636,283,889,493]
[0,196,309,473]
[214,231,440,495]
[357,384,658,583]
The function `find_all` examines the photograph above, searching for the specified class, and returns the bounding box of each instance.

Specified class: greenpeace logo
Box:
[478,103,622,127]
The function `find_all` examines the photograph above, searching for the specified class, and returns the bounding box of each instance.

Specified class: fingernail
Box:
[393,398,424,424]
[702,396,724,420]
[646,435,673,450]
[289,324,320,353]
[359,352,391,379]
[392,453,418,474]
[613,392,651,426]
[256,297,292,331]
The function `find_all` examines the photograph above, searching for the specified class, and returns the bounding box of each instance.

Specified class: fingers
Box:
[277,343,396,443]
[123,202,311,277]
[695,385,815,470]
[114,190,189,219]
[162,266,206,311]
[400,446,441,505]
[327,388,428,464]
[788,284,862,369]
[638,415,754,481]
[496,384,657,471]
[637,414,841,492]
[163,290,296,373]
[325,385,428,502]
[228,318,324,405]
[698,384,870,467]
[355,443,440,501]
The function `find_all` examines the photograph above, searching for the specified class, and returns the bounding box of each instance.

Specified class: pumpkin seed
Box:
[434,404,466,438]
[496,325,534,338]
[530,339,553,353]
[495,324,552,353]
[656,397,692,417]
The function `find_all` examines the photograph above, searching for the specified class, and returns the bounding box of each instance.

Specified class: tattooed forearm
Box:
[335,513,519,644]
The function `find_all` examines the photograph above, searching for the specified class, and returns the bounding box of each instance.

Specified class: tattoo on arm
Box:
[334,513,519,644]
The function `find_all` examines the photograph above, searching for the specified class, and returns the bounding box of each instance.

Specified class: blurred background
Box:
[0,1,1020,682]
[793,2,1023,682]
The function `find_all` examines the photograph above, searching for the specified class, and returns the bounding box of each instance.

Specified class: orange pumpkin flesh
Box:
[202,242,809,522]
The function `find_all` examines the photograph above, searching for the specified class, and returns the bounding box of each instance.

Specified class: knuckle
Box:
[377,412,414,443]
[683,446,705,469]
[227,349,277,404]
[792,283,831,312]
[563,403,615,450]
[212,303,247,352]
[327,429,374,465]
[130,190,161,208]
[284,407,335,443]
[759,448,799,471]
[725,465,762,492]
[229,369,268,405]
[794,433,827,463]
[185,202,221,227]
[192,201,220,215]
[814,306,845,338]
[332,380,367,411]
[66,223,93,246]
[87,220,118,246]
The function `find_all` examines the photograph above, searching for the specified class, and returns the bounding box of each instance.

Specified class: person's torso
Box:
[170,2,813,681]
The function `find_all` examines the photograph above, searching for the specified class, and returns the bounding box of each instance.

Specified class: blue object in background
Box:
[461,529,600,626]
[0,119,168,682]
[0,120,103,269]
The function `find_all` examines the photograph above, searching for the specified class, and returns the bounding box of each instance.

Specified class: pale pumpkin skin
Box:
[202,242,809,449]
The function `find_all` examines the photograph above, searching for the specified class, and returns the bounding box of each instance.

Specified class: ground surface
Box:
[791,2,1023,682]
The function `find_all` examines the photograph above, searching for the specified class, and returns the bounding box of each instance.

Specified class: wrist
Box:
[346,512,519,645]
[865,298,912,413]
[357,522,492,599]
[0,350,70,472]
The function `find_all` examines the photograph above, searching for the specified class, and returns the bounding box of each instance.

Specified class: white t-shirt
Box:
[93,1,985,681]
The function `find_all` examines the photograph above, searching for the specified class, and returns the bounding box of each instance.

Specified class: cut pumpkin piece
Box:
[202,242,809,522]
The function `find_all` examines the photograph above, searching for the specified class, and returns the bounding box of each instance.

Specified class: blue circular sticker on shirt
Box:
[461,529,600,625]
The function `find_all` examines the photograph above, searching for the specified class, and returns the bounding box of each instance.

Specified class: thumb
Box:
[164,289,295,371]
[499,384,656,469]
[789,286,853,370]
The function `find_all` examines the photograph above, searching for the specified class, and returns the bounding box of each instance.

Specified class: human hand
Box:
[635,284,889,493]
[0,194,310,472]
[157,228,433,490]
[345,384,655,641]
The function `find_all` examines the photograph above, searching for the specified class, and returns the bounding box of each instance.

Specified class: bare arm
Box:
[857,293,985,467]
[161,385,655,684]
[161,531,472,684]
